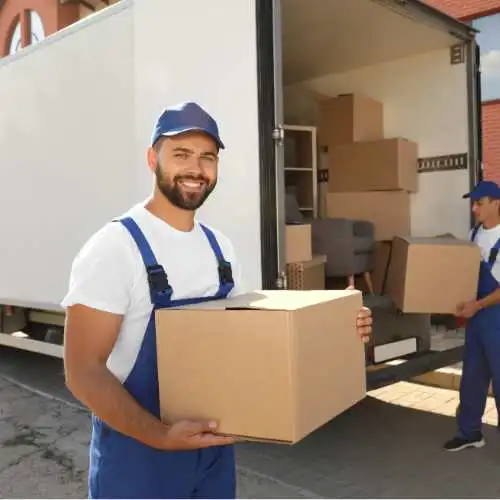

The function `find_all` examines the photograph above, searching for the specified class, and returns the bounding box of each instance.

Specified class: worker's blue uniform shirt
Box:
[61,203,245,499]
[457,224,500,439]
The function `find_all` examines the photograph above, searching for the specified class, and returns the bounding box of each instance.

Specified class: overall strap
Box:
[199,224,234,298]
[488,237,500,267]
[470,224,481,242]
[117,217,173,305]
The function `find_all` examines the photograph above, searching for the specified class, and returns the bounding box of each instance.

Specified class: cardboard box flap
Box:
[395,236,475,247]
[168,289,360,311]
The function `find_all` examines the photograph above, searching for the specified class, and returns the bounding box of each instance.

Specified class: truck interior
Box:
[269,0,480,384]
[278,0,477,238]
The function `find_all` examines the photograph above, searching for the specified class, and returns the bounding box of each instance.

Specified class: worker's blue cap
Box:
[463,180,500,201]
[151,101,224,150]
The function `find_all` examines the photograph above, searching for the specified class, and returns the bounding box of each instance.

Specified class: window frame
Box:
[471,10,500,104]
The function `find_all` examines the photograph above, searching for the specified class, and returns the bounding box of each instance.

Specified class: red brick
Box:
[426,0,500,20]
[483,101,500,182]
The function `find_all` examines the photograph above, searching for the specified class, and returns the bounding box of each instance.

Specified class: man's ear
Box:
[146,147,157,174]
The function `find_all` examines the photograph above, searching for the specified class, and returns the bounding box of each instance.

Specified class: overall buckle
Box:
[146,265,172,295]
[218,260,234,284]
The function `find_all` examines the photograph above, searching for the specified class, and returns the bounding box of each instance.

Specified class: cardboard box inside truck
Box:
[287,254,327,290]
[155,290,366,444]
[326,191,411,241]
[286,223,312,263]
[328,138,419,193]
[386,236,481,314]
[318,93,384,147]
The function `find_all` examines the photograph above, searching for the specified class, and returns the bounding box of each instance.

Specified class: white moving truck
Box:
[0,0,482,388]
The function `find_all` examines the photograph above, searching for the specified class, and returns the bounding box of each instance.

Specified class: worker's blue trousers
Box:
[88,217,236,499]
[457,256,500,440]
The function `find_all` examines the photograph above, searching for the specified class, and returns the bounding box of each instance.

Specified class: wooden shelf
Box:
[283,125,318,218]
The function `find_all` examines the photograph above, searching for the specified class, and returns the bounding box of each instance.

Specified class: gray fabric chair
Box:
[285,191,375,288]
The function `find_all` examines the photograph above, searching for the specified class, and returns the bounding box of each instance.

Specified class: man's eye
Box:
[175,153,189,159]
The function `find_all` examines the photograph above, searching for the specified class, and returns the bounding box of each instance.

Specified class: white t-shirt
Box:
[61,201,247,383]
[470,223,500,283]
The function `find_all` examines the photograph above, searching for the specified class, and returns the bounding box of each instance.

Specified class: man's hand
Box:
[346,284,372,343]
[456,300,481,319]
[356,307,372,344]
[162,420,235,450]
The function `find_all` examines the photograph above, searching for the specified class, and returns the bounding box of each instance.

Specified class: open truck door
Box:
[255,0,287,290]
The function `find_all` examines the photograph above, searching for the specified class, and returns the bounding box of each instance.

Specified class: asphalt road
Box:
[1,346,500,498]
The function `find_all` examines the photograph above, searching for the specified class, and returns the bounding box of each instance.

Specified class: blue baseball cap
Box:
[151,101,225,150]
[462,180,500,201]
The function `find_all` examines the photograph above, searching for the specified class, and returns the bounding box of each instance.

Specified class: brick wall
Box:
[426,0,500,182]
[483,101,500,181]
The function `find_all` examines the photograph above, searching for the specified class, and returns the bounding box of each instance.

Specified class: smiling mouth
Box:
[177,179,206,192]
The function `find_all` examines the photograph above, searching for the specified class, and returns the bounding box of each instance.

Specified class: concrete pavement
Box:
[0,376,317,498]
[2,352,500,498]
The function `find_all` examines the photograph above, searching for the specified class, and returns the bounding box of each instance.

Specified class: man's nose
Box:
[183,164,204,177]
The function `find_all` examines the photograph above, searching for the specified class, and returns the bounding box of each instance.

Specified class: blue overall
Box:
[457,224,500,439]
[88,217,236,499]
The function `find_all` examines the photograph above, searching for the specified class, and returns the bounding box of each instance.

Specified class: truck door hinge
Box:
[450,44,465,65]
[272,125,285,145]
[275,271,287,290]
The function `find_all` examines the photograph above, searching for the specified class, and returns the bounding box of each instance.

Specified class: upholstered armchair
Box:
[285,191,375,291]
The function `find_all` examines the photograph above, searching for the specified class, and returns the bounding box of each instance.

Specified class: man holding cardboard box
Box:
[444,181,500,452]
[60,102,373,499]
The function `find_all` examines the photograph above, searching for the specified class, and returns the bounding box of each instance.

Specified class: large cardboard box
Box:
[286,254,326,290]
[156,290,366,444]
[326,191,411,241]
[386,237,481,314]
[286,224,312,263]
[318,93,384,147]
[328,138,418,193]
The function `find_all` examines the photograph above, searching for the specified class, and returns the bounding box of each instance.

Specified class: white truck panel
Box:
[0,4,135,311]
[284,48,471,239]
[132,0,262,292]
[0,0,262,311]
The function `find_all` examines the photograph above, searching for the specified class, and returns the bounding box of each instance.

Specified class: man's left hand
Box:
[356,307,372,344]
[456,300,480,319]
[346,284,372,343]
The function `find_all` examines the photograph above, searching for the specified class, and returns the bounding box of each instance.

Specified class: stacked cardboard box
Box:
[320,93,417,242]
[317,93,481,315]
[285,224,326,290]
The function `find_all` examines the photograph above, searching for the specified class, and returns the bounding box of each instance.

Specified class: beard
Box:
[155,164,216,211]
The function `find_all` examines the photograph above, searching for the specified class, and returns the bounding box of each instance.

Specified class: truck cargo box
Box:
[0,0,262,310]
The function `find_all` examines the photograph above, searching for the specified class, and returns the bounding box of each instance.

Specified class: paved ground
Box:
[2,347,500,498]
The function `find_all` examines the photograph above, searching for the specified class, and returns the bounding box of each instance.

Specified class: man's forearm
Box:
[477,287,500,311]
[66,365,168,449]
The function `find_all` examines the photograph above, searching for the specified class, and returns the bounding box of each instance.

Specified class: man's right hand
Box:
[162,420,236,450]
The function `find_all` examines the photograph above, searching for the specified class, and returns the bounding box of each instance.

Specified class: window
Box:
[8,20,22,56]
[29,10,45,45]
[472,13,500,102]
[5,10,45,57]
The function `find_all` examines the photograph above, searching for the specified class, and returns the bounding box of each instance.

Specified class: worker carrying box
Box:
[443,180,500,452]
